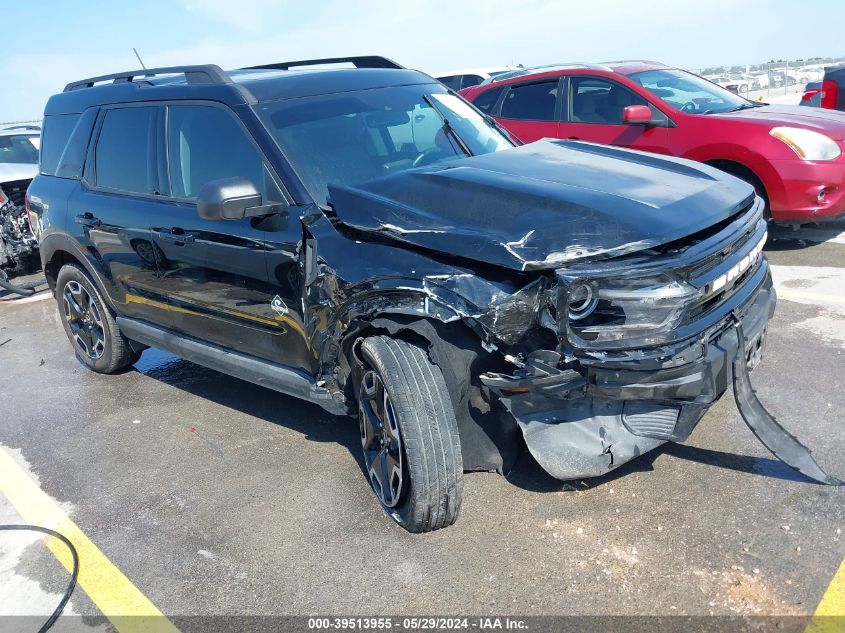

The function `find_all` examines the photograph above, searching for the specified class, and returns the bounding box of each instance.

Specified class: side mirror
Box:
[196,177,263,221]
[622,105,653,125]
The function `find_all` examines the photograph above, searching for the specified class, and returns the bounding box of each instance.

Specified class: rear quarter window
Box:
[55,108,98,180]
[471,86,505,114]
[40,114,80,175]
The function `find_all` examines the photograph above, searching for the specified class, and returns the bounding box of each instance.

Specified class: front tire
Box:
[357,336,463,532]
[56,263,140,374]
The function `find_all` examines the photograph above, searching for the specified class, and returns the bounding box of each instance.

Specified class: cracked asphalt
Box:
[0,220,843,624]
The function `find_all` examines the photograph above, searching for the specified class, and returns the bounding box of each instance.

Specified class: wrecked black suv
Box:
[30,56,834,533]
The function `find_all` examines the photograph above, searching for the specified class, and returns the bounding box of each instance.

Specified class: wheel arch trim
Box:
[39,234,116,309]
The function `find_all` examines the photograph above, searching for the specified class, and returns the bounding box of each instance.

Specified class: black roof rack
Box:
[64,64,234,92]
[241,55,404,71]
[3,124,41,131]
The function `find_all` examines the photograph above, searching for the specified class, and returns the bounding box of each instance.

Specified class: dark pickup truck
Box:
[29,57,838,533]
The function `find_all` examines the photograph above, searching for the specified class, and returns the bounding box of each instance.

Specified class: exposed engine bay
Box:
[0,178,38,270]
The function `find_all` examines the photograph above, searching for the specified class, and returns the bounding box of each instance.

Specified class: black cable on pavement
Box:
[0,525,79,633]
[0,268,39,297]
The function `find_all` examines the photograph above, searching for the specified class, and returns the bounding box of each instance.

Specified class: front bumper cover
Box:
[482,267,777,481]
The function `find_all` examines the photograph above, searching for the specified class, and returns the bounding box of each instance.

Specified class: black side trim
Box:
[116,317,347,415]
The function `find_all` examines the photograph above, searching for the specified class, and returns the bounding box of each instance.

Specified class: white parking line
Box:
[770,266,845,306]
[770,265,845,349]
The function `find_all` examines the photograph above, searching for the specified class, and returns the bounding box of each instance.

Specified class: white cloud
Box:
[2,0,841,121]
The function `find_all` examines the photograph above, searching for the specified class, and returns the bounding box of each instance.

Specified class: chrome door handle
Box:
[75,212,101,227]
[158,229,194,244]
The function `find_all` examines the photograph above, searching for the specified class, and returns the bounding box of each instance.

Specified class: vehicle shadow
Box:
[505,438,814,493]
[133,349,816,498]
[133,348,368,474]
[764,220,845,252]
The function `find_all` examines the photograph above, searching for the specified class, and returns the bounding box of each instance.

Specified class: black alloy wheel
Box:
[62,280,106,360]
[359,369,406,508]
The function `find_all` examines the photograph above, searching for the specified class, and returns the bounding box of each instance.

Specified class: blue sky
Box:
[3,0,843,122]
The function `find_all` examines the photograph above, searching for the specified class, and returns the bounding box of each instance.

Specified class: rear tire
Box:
[357,336,463,532]
[56,263,140,374]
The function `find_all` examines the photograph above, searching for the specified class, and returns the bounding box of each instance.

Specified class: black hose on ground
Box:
[0,525,79,633]
[0,268,38,297]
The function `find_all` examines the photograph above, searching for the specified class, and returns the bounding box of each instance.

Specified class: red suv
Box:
[461,61,845,223]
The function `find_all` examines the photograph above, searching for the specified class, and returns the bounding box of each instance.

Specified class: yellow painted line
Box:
[806,557,845,632]
[124,293,195,316]
[0,447,180,633]
[777,288,845,304]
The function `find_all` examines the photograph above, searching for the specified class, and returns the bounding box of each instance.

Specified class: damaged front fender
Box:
[303,212,552,375]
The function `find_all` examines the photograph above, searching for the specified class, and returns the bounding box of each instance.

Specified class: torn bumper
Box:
[481,267,776,481]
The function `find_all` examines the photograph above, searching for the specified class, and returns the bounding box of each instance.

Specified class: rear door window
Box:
[166,105,266,199]
[500,80,558,121]
[94,107,158,194]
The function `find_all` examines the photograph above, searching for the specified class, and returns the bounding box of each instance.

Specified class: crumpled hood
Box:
[0,162,37,184]
[712,104,845,140]
[328,139,753,271]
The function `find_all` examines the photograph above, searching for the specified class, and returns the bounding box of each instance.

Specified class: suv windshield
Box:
[0,134,39,165]
[630,69,752,114]
[255,84,513,206]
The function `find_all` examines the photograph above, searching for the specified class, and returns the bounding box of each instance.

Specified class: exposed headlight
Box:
[567,281,598,321]
[564,273,701,348]
[770,126,841,161]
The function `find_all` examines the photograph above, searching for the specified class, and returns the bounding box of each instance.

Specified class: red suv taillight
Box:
[820,79,838,109]
[802,88,821,102]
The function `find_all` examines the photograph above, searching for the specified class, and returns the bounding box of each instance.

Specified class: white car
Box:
[749,72,770,89]
[434,66,517,91]
[0,125,40,269]
[706,75,743,93]
[728,75,752,93]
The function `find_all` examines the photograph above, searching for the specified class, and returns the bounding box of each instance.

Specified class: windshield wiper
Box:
[484,114,521,146]
[727,102,765,112]
[702,102,765,115]
[422,95,472,157]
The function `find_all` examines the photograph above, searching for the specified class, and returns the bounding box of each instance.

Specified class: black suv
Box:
[31,56,780,532]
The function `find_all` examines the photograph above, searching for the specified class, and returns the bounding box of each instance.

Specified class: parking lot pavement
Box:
[0,222,843,626]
